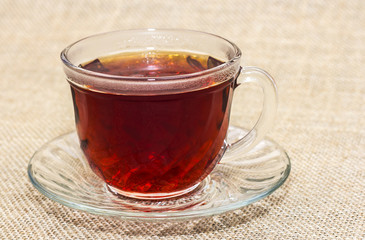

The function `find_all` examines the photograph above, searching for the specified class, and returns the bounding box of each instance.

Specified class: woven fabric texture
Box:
[0,0,364,239]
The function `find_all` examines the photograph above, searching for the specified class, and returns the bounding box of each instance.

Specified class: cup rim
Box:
[60,28,242,82]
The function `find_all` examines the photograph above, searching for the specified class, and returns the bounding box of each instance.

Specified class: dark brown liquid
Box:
[72,51,235,195]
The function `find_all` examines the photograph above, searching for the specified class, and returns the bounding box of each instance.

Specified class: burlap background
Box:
[0,0,364,239]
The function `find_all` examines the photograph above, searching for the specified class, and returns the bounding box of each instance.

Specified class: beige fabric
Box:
[1,0,364,239]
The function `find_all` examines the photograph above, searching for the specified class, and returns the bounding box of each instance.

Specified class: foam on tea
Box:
[71,51,236,196]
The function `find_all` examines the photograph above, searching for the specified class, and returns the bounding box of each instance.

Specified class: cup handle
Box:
[225,66,278,156]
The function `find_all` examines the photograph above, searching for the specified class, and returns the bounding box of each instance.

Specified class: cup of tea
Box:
[61,29,277,200]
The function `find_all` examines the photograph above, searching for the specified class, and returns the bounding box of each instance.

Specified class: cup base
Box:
[106,182,201,200]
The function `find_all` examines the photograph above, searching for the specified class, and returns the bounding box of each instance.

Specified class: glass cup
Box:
[61,29,277,200]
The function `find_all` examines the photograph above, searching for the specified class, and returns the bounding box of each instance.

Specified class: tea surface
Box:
[80,50,225,77]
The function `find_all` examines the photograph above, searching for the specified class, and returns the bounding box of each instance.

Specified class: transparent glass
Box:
[59,29,279,200]
[28,130,290,221]
[27,29,290,220]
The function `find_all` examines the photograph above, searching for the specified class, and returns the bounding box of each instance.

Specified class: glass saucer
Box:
[28,126,290,221]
